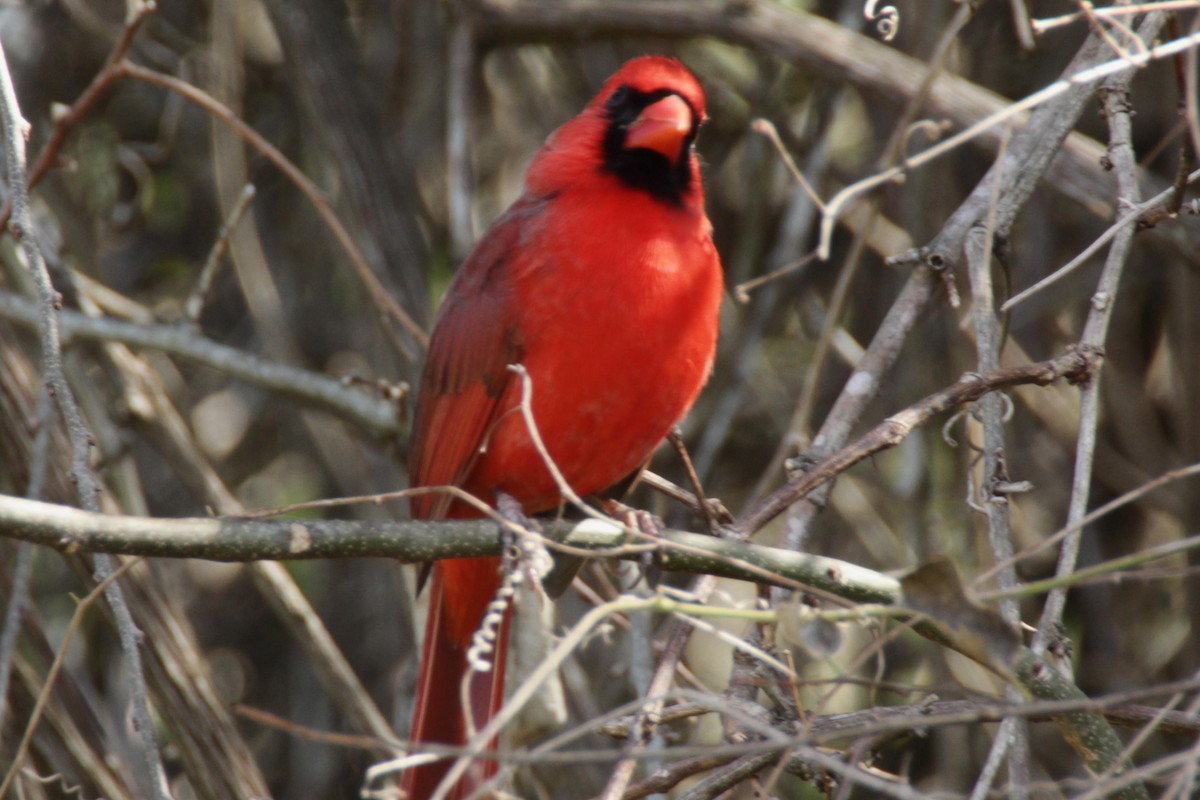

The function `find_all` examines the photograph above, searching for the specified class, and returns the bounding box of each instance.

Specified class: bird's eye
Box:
[606,85,631,112]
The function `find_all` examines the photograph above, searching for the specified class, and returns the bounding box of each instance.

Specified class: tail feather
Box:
[404,557,508,799]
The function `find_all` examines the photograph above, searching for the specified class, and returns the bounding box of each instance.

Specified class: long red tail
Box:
[403,556,508,799]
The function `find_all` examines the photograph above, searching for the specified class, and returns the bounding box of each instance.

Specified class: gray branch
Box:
[0,289,403,437]
[0,21,171,800]
[1034,14,1161,651]
[0,494,899,604]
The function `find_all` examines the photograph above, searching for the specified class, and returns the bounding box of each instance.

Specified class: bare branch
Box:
[116,61,429,350]
[0,289,403,437]
[0,26,170,800]
[1034,13,1159,652]
[737,348,1100,538]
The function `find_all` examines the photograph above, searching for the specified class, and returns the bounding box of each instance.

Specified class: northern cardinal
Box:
[404,56,723,798]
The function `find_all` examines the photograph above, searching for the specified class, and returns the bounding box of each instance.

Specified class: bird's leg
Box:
[494,490,551,594]
[495,490,538,533]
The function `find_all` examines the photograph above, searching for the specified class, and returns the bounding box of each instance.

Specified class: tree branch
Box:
[1034,14,1158,653]
[736,347,1101,537]
[0,20,169,799]
[0,289,403,437]
[0,494,899,601]
[117,60,429,350]
[469,0,1130,222]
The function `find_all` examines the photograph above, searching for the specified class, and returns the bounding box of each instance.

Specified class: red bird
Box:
[404,56,723,798]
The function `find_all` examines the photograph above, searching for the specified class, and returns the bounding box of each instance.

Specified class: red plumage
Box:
[404,56,723,799]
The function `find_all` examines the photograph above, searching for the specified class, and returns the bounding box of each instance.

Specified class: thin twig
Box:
[1186,14,1200,169]
[0,393,51,735]
[1001,163,1200,310]
[965,125,1019,618]
[0,2,154,230]
[975,462,1200,587]
[1034,17,1154,653]
[0,541,34,734]
[235,704,401,751]
[0,559,142,798]
[1033,1,1200,34]
[745,1,975,516]
[446,17,477,261]
[116,61,429,349]
[0,289,403,436]
[963,123,1030,800]
[750,118,825,211]
[184,182,256,324]
[0,33,171,800]
[737,350,1101,539]
[595,580,715,800]
[1010,0,1036,49]
[666,428,724,533]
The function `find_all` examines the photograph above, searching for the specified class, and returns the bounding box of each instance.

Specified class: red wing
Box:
[407,200,542,519]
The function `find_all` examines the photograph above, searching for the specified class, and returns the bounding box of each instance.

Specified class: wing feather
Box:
[407,199,543,519]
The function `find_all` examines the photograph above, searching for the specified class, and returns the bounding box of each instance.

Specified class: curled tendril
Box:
[864,0,900,41]
[467,578,514,673]
[465,528,552,672]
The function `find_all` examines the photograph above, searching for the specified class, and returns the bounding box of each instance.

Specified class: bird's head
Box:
[528,56,709,207]
[594,56,708,204]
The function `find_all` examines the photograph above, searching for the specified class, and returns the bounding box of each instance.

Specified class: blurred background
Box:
[1,0,1199,797]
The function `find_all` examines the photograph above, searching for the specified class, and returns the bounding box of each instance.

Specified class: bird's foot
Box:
[598,498,666,589]
[598,498,665,537]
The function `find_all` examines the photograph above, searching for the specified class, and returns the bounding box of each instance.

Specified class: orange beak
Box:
[624,94,692,162]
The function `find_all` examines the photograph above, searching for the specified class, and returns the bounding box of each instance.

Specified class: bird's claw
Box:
[599,499,665,588]
[599,498,665,537]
